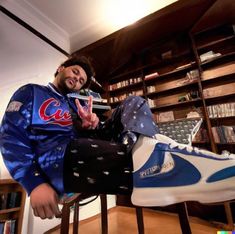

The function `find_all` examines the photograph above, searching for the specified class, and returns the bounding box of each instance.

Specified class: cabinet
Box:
[0,179,26,234]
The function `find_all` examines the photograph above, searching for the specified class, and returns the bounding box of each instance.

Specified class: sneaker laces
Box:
[169,141,197,153]
[221,150,235,159]
[169,141,235,159]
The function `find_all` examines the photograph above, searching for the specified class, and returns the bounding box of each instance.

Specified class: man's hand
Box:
[30,183,61,219]
[75,96,99,129]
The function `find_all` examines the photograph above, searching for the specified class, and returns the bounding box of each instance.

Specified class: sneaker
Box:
[131,134,235,207]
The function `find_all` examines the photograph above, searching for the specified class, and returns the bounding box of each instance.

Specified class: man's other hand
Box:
[30,183,61,219]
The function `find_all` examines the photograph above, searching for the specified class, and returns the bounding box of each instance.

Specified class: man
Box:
[1,56,235,220]
[0,56,158,219]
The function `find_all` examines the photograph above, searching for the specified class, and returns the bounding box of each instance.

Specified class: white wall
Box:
[0,11,116,234]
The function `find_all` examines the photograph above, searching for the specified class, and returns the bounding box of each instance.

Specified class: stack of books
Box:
[68,89,111,111]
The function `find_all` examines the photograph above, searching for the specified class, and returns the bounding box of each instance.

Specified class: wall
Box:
[0,11,116,234]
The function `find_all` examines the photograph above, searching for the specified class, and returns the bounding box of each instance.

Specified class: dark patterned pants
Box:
[63,96,159,194]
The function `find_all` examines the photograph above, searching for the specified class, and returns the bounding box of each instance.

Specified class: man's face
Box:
[55,65,88,94]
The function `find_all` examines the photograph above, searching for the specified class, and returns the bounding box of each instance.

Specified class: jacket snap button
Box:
[34,171,40,176]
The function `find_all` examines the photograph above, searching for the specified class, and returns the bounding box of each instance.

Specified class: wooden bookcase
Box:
[107,23,235,155]
[0,179,26,234]
[191,24,235,154]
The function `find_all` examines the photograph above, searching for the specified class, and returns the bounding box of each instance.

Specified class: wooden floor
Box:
[48,206,223,234]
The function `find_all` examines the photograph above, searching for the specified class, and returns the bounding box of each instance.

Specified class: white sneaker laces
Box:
[169,141,197,153]
[155,134,235,159]
[169,141,235,159]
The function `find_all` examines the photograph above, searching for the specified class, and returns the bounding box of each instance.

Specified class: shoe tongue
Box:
[154,134,176,144]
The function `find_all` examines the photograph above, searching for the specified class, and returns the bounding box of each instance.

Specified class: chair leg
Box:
[60,205,71,234]
[100,195,108,234]
[73,202,80,234]
[135,207,144,234]
[224,202,234,230]
[177,202,191,234]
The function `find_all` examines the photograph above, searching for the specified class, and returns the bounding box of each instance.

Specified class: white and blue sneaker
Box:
[131,134,235,207]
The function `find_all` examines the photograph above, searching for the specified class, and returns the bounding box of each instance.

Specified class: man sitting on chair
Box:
[1,55,235,219]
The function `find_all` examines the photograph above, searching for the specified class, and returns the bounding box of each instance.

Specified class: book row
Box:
[109,68,199,92]
[207,102,235,118]
[109,90,143,103]
[109,77,142,91]
[0,192,21,210]
[0,219,16,234]
[212,125,235,143]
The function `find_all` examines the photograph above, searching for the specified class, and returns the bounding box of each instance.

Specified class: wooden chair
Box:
[59,193,145,234]
[117,194,192,234]
[59,193,100,234]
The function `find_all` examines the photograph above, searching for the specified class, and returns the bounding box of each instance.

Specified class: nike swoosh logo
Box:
[207,166,235,183]
[134,144,201,188]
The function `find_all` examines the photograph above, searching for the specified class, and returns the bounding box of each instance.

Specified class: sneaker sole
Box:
[131,176,235,206]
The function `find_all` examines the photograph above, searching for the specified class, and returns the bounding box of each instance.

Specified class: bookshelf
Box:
[0,179,26,234]
[105,14,235,155]
[191,23,235,153]
[107,32,210,148]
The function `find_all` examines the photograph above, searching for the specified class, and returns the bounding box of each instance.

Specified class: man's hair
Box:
[55,55,95,88]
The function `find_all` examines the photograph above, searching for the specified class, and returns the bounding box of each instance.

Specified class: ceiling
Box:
[0,0,178,53]
[1,0,234,85]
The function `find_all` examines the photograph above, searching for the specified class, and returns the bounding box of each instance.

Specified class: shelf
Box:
[200,52,235,68]
[146,80,198,97]
[109,81,143,93]
[201,71,235,83]
[197,35,235,50]
[109,53,194,83]
[210,116,235,121]
[216,143,235,146]
[204,93,235,104]
[0,207,21,215]
[144,62,196,84]
[0,179,17,185]
[151,98,202,111]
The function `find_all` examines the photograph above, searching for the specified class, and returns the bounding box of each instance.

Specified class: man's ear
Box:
[57,66,65,74]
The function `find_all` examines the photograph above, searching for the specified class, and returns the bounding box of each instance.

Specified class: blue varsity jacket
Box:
[0,83,79,195]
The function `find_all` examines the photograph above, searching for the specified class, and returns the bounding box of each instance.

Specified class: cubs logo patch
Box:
[6,101,23,112]
[39,98,72,126]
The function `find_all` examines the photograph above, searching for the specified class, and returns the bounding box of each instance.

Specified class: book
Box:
[3,220,15,234]
[207,102,235,118]
[3,220,10,234]
[144,72,159,80]
[7,192,21,209]
[68,89,107,103]
[0,222,4,234]
[0,194,8,210]
[68,92,111,112]
[157,111,174,122]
